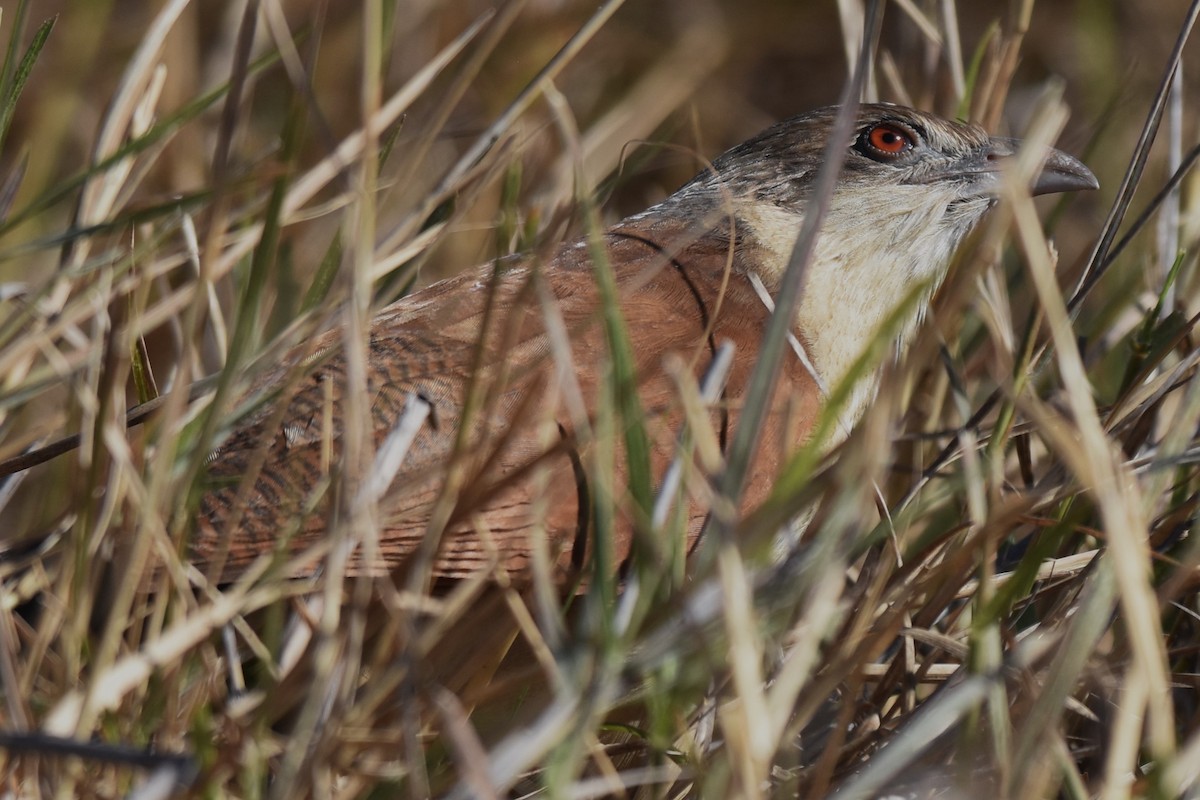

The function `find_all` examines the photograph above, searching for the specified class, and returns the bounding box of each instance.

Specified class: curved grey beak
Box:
[987,137,1099,196]
[918,137,1098,197]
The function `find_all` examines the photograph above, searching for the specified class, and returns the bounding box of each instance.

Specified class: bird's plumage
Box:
[197,218,820,582]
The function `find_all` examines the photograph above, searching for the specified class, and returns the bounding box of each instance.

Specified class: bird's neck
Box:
[609,186,975,430]
[734,193,971,428]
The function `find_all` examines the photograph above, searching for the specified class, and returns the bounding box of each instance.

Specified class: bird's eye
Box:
[857,122,918,160]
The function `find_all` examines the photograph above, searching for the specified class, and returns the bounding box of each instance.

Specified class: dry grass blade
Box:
[2,2,1197,798]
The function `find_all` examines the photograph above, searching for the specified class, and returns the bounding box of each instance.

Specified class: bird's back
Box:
[195,214,823,586]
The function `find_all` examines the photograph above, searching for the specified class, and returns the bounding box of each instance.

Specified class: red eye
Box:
[861,122,917,158]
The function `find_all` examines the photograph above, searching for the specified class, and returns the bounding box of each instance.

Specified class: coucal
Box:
[195,103,1097,586]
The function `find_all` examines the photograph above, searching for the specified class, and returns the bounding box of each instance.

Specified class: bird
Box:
[193,103,1097,589]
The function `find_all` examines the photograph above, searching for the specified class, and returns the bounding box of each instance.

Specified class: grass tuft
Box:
[1,1,1198,798]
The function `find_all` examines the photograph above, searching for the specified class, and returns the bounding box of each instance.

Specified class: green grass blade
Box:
[0,12,53,155]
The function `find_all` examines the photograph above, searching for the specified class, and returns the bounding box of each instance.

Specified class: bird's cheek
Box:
[944,195,995,228]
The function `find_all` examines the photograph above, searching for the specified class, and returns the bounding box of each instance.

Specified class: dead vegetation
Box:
[0,0,1198,797]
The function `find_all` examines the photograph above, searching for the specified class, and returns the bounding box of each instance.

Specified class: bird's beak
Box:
[922,137,1099,197]
[987,137,1099,195]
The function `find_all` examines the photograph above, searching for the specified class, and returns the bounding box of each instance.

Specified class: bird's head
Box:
[678,103,1097,420]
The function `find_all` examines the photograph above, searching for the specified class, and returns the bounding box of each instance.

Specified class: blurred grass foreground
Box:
[1,0,1199,797]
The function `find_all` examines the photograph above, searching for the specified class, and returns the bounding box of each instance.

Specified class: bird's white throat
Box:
[736,188,990,429]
